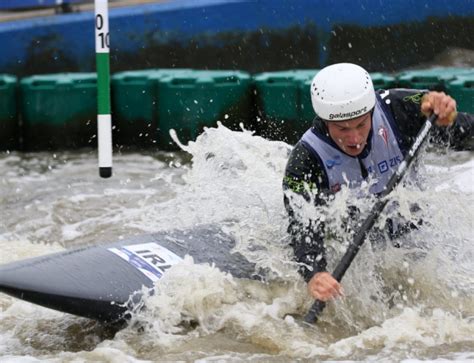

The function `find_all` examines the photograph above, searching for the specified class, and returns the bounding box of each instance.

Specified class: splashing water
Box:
[0,125,473,362]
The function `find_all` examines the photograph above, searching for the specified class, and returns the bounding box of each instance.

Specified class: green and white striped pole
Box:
[95,0,112,178]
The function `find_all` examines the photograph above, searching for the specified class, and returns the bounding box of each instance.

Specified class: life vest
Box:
[301,95,404,194]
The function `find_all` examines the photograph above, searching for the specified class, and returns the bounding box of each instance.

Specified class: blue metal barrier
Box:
[0,0,84,11]
[0,0,473,75]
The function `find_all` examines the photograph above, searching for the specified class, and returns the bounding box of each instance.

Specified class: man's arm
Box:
[380,89,474,150]
[283,141,328,282]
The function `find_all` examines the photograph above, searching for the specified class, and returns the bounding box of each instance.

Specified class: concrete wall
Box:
[1,0,473,76]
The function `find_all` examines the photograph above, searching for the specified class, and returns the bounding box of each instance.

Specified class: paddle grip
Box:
[304,300,326,324]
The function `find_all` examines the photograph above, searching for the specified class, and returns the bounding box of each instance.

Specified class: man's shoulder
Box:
[376,88,427,107]
[286,140,315,169]
[283,140,326,194]
[375,88,428,141]
[286,137,319,171]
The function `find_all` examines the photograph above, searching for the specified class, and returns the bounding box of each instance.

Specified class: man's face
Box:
[326,113,372,157]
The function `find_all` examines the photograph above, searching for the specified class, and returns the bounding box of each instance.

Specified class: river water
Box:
[0,124,473,362]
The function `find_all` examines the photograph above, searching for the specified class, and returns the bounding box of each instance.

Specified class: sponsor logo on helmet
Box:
[328,106,368,120]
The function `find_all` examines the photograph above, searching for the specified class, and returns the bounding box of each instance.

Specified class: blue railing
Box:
[0,0,85,11]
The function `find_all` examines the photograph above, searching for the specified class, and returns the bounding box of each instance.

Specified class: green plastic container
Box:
[157,70,252,150]
[297,71,319,122]
[446,75,474,113]
[20,73,97,150]
[253,69,318,144]
[0,75,18,150]
[370,72,396,90]
[111,69,191,147]
[396,67,473,91]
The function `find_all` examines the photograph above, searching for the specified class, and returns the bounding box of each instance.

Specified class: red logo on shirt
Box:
[378,126,389,146]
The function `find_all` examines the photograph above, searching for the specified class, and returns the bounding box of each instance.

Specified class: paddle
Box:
[304,113,438,324]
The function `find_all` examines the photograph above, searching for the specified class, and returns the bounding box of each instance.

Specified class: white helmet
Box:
[310,63,376,121]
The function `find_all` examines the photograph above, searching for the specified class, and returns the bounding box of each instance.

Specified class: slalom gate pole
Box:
[95,0,112,178]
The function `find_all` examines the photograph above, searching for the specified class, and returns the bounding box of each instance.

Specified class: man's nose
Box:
[347,130,361,143]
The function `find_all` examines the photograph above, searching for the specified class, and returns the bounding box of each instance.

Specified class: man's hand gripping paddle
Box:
[304,114,437,324]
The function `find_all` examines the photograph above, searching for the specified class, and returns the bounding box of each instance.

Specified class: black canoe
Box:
[0,225,258,323]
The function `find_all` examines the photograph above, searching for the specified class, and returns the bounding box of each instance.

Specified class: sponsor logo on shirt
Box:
[325,155,342,169]
[378,126,389,146]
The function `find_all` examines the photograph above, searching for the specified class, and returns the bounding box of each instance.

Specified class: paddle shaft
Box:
[304,114,437,324]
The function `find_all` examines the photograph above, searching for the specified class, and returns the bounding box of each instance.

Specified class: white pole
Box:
[95,0,112,178]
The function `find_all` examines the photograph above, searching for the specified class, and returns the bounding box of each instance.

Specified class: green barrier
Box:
[370,72,396,90]
[157,70,253,150]
[111,69,191,147]
[253,70,318,144]
[396,67,473,91]
[298,73,317,123]
[20,73,97,150]
[253,70,399,144]
[0,75,18,150]
[446,75,474,113]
